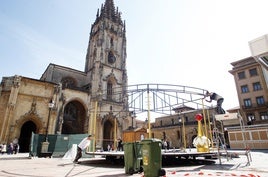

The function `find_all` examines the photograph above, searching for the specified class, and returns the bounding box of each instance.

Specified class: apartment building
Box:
[229,57,268,125]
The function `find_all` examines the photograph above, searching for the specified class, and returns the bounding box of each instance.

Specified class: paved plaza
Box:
[0,150,267,177]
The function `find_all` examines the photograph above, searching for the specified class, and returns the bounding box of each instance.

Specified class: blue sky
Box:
[1,0,268,112]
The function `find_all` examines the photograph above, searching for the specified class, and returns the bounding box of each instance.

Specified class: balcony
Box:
[242,102,268,110]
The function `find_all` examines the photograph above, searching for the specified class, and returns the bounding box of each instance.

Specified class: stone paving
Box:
[0,150,267,177]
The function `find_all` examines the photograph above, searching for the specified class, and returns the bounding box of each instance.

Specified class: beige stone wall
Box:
[152,125,199,149]
[0,76,95,144]
[228,126,268,149]
[0,76,56,143]
[151,108,216,149]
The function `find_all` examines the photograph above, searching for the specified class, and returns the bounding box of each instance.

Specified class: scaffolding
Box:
[214,112,252,165]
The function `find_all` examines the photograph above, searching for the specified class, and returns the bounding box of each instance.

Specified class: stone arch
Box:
[18,121,37,152]
[102,113,118,151]
[61,99,86,134]
[106,73,118,84]
[15,113,43,152]
[16,113,43,136]
[103,119,114,151]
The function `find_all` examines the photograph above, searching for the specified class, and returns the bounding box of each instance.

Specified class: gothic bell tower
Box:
[84,0,129,149]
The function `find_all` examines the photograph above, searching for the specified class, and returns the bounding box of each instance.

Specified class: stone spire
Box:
[95,0,122,24]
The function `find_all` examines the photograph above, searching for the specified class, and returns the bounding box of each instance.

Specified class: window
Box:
[249,68,258,77]
[110,37,114,47]
[244,98,252,107]
[246,113,255,125]
[247,113,255,122]
[108,51,116,64]
[238,71,246,79]
[64,102,78,121]
[241,85,249,93]
[260,112,268,120]
[256,96,265,105]
[253,82,262,91]
[259,56,268,67]
[107,81,113,100]
[163,132,166,139]
[61,77,76,89]
[140,134,144,140]
[177,130,180,139]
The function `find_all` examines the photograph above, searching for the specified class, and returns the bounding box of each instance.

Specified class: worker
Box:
[205,91,225,114]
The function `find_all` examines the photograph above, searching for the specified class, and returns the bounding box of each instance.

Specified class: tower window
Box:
[110,37,114,47]
[107,81,113,100]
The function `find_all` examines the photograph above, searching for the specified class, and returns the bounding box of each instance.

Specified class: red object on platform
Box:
[195,114,203,121]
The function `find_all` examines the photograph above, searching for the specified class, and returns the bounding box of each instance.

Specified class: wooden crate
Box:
[122,127,148,143]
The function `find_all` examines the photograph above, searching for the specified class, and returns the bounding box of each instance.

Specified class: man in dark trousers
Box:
[73,134,93,164]
[205,91,225,114]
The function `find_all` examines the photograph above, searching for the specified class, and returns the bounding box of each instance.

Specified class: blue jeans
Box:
[216,98,225,114]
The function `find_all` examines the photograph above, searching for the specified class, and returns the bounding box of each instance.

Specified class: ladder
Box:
[212,114,229,164]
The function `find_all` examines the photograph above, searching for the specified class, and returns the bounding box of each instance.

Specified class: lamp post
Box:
[130,111,136,129]
[178,117,183,148]
[147,85,152,138]
[92,88,102,153]
[41,100,54,153]
[45,101,55,141]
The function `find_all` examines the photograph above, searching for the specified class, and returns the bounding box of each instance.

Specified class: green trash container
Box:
[141,139,166,177]
[123,142,143,175]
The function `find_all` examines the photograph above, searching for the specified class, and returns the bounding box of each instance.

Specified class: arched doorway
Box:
[19,121,37,152]
[103,120,113,151]
[62,101,86,134]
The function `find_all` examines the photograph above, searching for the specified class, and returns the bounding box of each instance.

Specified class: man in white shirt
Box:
[73,135,93,164]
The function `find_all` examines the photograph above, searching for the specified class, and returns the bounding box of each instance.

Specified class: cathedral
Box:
[0,0,133,152]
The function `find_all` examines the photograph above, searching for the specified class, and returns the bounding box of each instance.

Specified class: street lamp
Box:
[45,100,55,141]
[178,116,186,150]
[41,99,54,154]
[130,111,136,129]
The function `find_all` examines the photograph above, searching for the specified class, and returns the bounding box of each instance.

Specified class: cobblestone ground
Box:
[0,150,267,177]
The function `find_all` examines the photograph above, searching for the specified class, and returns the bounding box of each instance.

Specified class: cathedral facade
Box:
[0,0,132,152]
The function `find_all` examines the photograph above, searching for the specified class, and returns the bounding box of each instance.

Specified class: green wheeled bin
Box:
[141,139,166,177]
[123,142,143,175]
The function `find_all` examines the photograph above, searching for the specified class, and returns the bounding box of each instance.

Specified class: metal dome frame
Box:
[109,83,212,118]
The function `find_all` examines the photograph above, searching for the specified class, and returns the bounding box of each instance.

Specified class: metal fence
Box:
[30,133,88,157]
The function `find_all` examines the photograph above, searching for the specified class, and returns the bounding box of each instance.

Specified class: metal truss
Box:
[113,83,211,116]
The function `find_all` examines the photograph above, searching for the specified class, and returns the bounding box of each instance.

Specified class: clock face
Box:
[108,51,116,64]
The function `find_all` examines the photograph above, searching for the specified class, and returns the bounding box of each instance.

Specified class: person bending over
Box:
[205,91,225,114]
[73,134,93,164]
